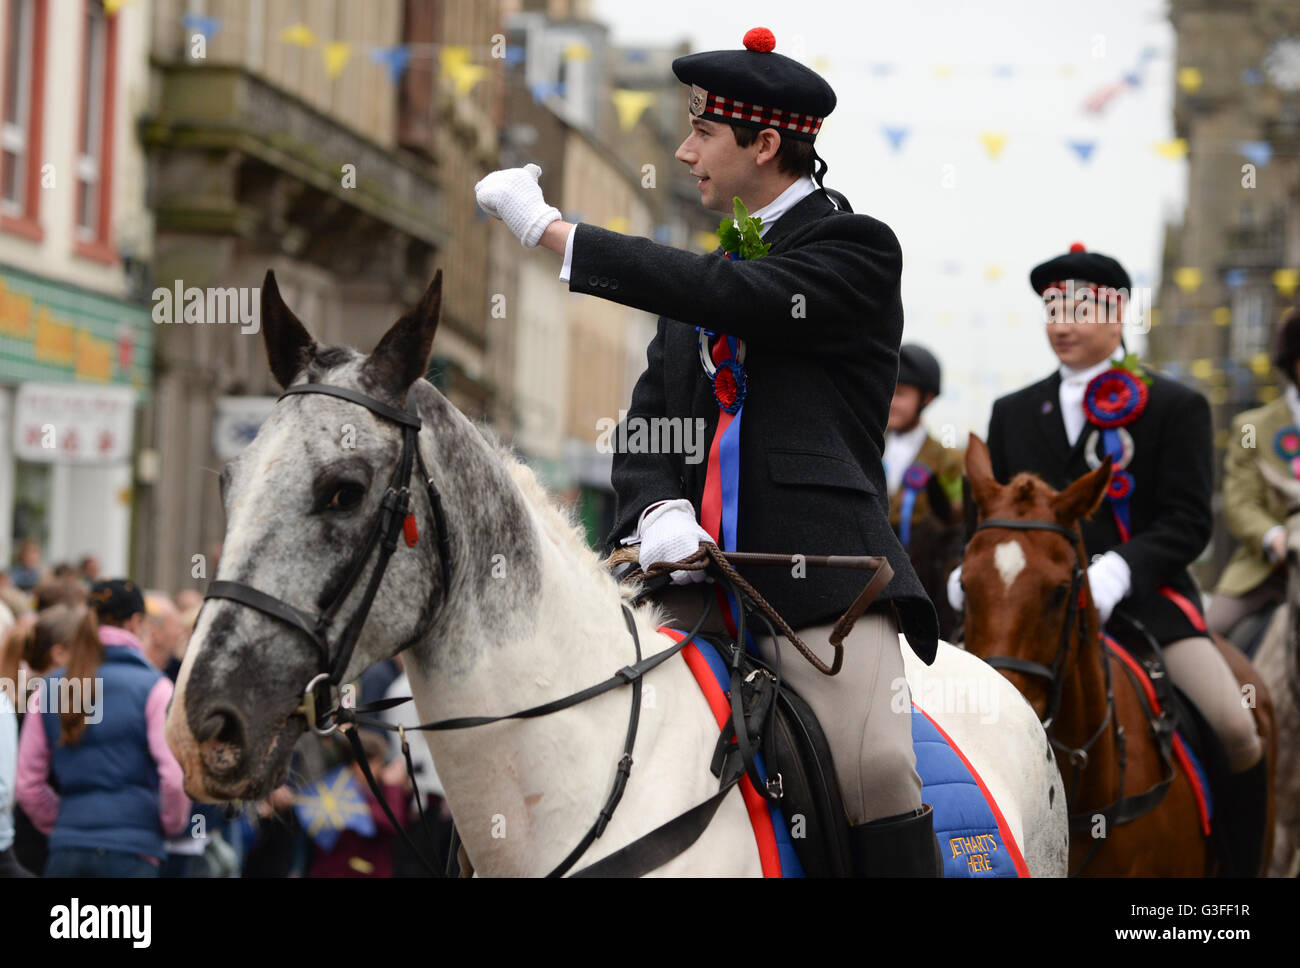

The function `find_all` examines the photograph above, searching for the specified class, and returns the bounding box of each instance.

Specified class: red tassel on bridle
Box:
[403,513,419,547]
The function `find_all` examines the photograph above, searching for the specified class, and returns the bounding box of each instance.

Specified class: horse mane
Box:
[474,422,668,623]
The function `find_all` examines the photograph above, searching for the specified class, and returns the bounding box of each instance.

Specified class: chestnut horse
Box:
[959,433,1276,875]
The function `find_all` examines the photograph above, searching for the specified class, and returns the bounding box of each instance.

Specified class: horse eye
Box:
[1047,583,1069,608]
[326,482,366,512]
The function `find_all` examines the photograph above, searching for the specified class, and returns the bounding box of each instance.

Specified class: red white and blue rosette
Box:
[1083,369,1148,428]
[899,462,932,550]
[1084,368,1149,543]
[1274,425,1300,479]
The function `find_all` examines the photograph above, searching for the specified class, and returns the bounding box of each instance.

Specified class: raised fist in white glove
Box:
[1087,552,1130,625]
[946,563,965,611]
[473,163,562,248]
[635,499,713,585]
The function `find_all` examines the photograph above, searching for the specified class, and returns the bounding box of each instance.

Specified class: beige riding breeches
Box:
[1161,635,1263,773]
[1205,570,1285,637]
[651,583,924,825]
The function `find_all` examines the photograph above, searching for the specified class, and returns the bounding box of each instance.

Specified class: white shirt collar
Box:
[1285,384,1300,428]
[1059,345,1126,387]
[743,175,819,238]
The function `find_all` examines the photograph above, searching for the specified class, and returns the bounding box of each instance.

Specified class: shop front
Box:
[0,263,152,578]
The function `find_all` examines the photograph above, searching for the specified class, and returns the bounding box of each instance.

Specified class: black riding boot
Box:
[1218,754,1268,877]
[848,804,943,877]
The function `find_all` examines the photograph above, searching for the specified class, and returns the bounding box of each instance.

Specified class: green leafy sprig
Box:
[716,196,771,261]
[1115,351,1153,387]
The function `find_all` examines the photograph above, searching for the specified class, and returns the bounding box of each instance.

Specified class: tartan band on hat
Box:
[689,83,826,138]
[1041,279,1128,305]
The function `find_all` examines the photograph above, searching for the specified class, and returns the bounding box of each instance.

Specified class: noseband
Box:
[970,518,1088,730]
[203,382,453,733]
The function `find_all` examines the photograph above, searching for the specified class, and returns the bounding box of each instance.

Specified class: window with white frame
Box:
[1,0,34,216]
[75,0,107,240]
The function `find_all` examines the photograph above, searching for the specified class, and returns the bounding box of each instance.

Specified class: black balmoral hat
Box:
[1030,242,1132,295]
[672,27,836,144]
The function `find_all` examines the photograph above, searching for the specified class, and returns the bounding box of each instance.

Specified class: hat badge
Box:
[689,84,706,116]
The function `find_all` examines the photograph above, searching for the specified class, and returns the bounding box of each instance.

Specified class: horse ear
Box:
[261,270,316,389]
[964,433,1000,515]
[365,270,442,394]
[1052,456,1113,523]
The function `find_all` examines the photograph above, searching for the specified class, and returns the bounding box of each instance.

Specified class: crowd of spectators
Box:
[0,547,451,878]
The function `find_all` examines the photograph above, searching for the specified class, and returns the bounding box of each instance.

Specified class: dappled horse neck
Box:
[404,380,544,658]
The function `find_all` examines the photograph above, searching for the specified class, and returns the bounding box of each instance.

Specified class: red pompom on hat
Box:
[743,27,776,52]
[1069,241,1086,253]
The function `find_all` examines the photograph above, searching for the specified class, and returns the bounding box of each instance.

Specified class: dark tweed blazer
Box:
[985,368,1214,645]
[569,187,939,663]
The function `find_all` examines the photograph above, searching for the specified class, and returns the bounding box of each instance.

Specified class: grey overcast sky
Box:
[590,0,1182,441]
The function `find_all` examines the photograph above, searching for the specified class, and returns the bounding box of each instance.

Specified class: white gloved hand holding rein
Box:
[629,499,713,586]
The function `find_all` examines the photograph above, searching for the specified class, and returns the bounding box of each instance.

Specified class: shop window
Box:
[0,0,46,241]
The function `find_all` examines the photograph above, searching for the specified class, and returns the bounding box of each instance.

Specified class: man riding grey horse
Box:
[475,26,942,876]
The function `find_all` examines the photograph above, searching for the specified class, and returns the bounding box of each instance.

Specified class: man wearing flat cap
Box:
[948,242,1267,876]
[476,27,942,876]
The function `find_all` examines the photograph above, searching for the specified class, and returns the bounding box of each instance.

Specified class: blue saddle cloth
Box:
[911,705,1026,877]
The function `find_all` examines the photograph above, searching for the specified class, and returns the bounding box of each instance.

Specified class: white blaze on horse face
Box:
[994,539,1027,590]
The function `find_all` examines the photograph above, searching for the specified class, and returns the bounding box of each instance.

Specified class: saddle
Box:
[690,629,853,877]
[1105,616,1229,859]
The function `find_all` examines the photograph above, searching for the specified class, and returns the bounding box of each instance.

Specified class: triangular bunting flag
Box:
[1153,138,1188,159]
[323,42,352,79]
[449,61,486,96]
[281,23,317,47]
[882,126,910,153]
[612,89,656,131]
[979,132,1008,160]
[1237,141,1272,167]
[1067,140,1097,163]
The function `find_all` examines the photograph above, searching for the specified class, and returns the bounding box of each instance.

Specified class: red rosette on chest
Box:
[1106,468,1134,501]
[712,358,746,414]
[1083,368,1148,428]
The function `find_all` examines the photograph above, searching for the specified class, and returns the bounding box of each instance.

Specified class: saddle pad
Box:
[663,627,804,877]
[1105,637,1214,836]
[911,704,1030,877]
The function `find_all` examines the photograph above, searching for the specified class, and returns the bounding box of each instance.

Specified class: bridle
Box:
[970,518,1092,733]
[969,516,1180,875]
[203,382,453,734]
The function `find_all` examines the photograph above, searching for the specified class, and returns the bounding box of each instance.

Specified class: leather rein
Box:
[970,517,1179,874]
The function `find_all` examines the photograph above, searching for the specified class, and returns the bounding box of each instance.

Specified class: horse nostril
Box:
[196,705,245,751]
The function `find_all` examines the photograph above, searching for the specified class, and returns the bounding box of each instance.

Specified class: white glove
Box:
[946,563,964,611]
[1087,551,1131,625]
[473,163,561,248]
[635,499,712,585]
